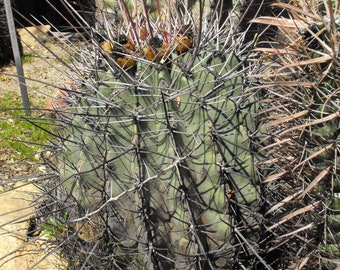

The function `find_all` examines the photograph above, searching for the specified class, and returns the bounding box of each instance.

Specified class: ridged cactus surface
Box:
[58,37,259,270]
[40,0,263,269]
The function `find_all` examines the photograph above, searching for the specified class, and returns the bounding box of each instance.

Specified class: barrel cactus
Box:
[36,0,264,269]
[251,0,340,268]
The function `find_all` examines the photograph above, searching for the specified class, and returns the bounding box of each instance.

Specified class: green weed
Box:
[0,93,53,160]
[41,211,69,239]
[21,54,35,63]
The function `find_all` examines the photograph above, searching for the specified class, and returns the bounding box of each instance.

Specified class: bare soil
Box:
[0,26,71,109]
[0,26,73,270]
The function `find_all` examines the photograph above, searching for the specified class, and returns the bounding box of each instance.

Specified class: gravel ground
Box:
[0,26,71,106]
[0,26,74,270]
[0,26,70,180]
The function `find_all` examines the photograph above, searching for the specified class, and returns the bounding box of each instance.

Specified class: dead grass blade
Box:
[259,138,292,153]
[271,3,323,21]
[277,223,314,240]
[266,202,320,232]
[293,145,334,172]
[261,110,308,129]
[256,157,287,166]
[262,171,289,184]
[276,55,333,72]
[296,167,331,200]
[262,81,313,88]
[250,17,309,29]
[279,111,340,136]
[265,191,302,216]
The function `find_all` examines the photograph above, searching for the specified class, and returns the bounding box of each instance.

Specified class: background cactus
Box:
[251,0,340,268]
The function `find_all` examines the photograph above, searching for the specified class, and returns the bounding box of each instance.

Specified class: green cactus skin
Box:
[54,30,262,268]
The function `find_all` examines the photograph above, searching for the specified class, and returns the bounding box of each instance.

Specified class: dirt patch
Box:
[0,26,71,105]
[0,26,74,269]
[0,182,66,270]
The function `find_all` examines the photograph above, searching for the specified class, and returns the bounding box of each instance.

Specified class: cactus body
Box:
[20,2,263,268]
[56,36,261,267]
